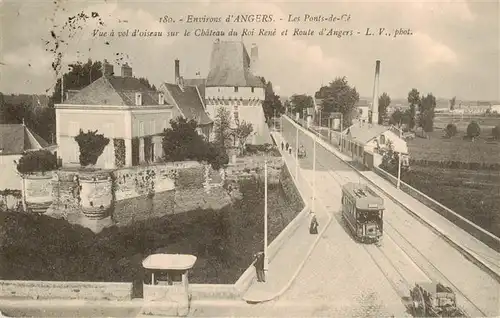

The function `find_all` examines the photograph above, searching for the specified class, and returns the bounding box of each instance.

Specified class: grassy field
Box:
[398,166,500,237]
[0,173,303,286]
[407,129,500,165]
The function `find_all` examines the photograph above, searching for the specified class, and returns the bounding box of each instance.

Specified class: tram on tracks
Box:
[341,182,384,243]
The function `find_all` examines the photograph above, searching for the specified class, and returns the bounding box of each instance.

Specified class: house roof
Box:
[206,41,263,88]
[355,99,371,107]
[183,78,206,99]
[63,75,161,106]
[344,123,390,145]
[161,83,213,126]
[0,124,49,155]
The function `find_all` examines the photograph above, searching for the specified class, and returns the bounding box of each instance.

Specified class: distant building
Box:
[456,101,492,114]
[0,123,52,190]
[490,104,500,114]
[159,59,213,140]
[355,99,371,123]
[55,61,174,168]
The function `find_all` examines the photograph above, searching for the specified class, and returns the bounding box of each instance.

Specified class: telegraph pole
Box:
[397,153,402,189]
[264,160,269,272]
[312,131,316,212]
[295,127,299,181]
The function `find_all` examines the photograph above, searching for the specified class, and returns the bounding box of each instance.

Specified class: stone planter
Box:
[79,172,113,220]
[23,173,54,214]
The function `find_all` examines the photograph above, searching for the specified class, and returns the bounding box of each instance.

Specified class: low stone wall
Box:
[0,280,132,300]
[373,166,500,252]
[189,284,240,300]
[225,157,282,185]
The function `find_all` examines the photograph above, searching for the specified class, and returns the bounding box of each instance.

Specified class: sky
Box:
[0,0,499,102]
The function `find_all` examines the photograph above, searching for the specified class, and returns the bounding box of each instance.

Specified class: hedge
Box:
[409,159,500,171]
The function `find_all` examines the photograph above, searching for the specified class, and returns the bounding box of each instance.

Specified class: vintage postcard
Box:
[0,0,499,317]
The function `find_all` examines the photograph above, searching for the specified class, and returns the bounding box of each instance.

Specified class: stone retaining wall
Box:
[0,280,132,300]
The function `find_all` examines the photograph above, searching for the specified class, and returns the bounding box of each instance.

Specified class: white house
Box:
[55,61,174,169]
[0,123,52,190]
[341,122,409,168]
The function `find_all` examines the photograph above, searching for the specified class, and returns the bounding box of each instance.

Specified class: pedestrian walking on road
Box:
[289,147,292,155]
[285,142,289,151]
[253,252,266,282]
[309,212,319,234]
[281,141,284,151]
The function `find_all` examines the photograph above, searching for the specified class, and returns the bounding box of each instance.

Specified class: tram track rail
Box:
[308,152,486,317]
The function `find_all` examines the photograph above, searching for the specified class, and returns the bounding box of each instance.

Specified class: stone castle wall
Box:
[26,158,283,232]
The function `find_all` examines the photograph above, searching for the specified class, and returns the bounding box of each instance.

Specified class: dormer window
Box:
[380,134,386,145]
[234,87,239,93]
[159,93,165,105]
[135,92,142,106]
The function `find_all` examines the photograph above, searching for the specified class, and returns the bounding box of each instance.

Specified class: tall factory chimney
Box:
[371,60,381,125]
[250,43,259,74]
[174,59,180,84]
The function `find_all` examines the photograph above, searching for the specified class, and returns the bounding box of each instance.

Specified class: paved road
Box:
[280,119,499,317]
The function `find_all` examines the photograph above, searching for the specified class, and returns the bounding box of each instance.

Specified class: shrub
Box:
[445,123,457,138]
[74,130,110,167]
[113,139,126,168]
[466,121,481,138]
[492,125,500,140]
[205,142,229,170]
[16,150,58,174]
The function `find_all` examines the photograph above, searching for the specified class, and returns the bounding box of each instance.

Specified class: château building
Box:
[202,40,271,144]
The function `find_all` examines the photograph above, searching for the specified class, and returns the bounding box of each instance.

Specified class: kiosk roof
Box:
[142,254,197,270]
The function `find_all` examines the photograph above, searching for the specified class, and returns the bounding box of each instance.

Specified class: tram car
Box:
[341,182,384,243]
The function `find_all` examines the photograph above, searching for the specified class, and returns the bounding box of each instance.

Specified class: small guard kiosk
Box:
[141,253,197,317]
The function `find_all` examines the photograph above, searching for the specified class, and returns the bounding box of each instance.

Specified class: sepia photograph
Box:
[0,0,499,317]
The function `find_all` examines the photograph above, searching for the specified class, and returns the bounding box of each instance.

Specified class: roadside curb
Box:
[240,132,333,303]
[284,115,500,283]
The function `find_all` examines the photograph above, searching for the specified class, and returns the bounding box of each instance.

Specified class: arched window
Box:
[380,134,386,145]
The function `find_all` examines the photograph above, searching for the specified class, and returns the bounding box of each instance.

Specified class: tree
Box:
[467,121,481,139]
[450,96,456,111]
[53,59,103,105]
[492,125,500,140]
[419,93,437,132]
[378,92,391,124]
[315,77,359,128]
[162,116,203,161]
[138,77,156,91]
[212,107,233,150]
[74,130,110,167]
[407,88,420,130]
[445,123,458,138]
[233,121,254,155]
[389,109,405,127]
[161,116,228,169]
[283,99,291,114]
[261,78,283,122]
[289,94,313,119]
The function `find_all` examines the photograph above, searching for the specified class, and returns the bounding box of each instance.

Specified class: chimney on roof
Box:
[371,60,380,125]
[102,59,114,76]
[65,89,79,101]
[175,59,181,84]
[121,63,132,77]
[250,43,259,74]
